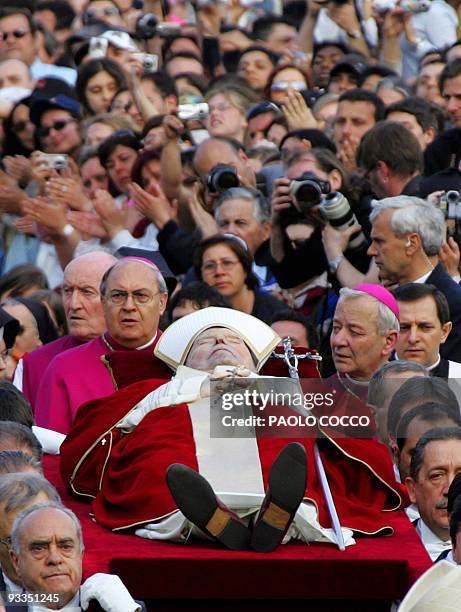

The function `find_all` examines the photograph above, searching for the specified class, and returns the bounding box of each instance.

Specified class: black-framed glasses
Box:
[0,537,11,549]
[0,29,29,41]
[37,119,75,139]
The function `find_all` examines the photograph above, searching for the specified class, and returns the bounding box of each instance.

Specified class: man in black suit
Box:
[368,196,461,362]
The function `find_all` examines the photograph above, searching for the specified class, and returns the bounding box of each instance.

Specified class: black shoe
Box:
[251,442,307,553]
[166,464,251,550]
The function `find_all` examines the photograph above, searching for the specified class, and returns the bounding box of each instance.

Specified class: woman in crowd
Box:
[205,83,256,144]
[76,58,127,116]
[266,64,311,105]
[194,234,286,324]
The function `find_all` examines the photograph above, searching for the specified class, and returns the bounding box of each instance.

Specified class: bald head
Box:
[193,138,255,186]
[0,59,33,90]
[101,259,168,349]
[62,252,117,341]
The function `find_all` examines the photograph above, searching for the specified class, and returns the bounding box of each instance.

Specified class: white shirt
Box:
[415,518,452,561]
[30,60,77,86]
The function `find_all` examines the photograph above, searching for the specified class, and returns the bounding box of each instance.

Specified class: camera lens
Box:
[207,165,240,193]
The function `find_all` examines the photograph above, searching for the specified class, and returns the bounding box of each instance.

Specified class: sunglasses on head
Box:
[0,29,29,42]
[37,118,75,139]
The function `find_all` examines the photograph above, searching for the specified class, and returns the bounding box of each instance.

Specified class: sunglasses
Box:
[0,29,29,41]
[37,119,75,139]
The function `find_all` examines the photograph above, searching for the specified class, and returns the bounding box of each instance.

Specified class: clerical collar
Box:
[102,331,158,352]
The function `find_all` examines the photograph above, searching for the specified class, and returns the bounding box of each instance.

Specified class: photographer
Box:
[270,147,371,290]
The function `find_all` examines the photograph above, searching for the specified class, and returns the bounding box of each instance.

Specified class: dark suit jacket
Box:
[426,263,461,362]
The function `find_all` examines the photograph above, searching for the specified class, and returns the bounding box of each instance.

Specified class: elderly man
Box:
[14,252,117,408]
[34,257,168,434]
[9,502,143,611]
[368,196,461,362]
[61,307,405,552]
[406,428,461,561]
[330,284,400,392]
[394,284,461,377]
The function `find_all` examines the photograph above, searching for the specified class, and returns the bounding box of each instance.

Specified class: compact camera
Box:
[439,190,461,220]
[132,52,158,72]
[88,37,108,59]
[178,103,209,121]
[42,154,69,171]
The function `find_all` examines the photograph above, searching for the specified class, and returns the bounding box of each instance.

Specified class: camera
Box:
[89,37,108,59]
[320,192,367,251]
[206,165,240,194]
[439,190,461,220]
[42,154,69,171]
[289,172,331,212]
[135,14,180,39]
[132,52,158,72]
[178,103,209,122]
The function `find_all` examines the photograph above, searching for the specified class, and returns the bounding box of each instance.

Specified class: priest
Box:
[34,257,169,434]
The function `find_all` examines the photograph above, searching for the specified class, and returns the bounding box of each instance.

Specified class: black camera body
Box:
[206,165,240,194]
[289,172,331,212]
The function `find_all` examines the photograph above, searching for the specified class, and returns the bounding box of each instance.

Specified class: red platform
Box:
[43,455,431,609]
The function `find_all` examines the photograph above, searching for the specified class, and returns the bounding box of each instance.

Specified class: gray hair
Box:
[0,473,59,515]
[410,427,461,481]
[338,287,400,335]
[368,360,428,408]
[370,196,446,256]
[215,187,270,223]
[100,260,167,296]
[0,450,42,476]
[11,501,84,555]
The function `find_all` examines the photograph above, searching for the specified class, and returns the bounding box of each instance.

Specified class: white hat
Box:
[100,30,138,51]
[398,560,461,611]
[155,307,280,371]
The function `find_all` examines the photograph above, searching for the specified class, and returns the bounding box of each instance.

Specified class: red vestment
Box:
[61,377,409,536]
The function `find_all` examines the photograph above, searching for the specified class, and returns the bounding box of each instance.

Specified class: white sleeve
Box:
[12,358,23,392]
[32,426,66,455]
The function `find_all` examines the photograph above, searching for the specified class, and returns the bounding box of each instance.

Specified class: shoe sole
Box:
[166,464,251,550]
[251,443,307,553]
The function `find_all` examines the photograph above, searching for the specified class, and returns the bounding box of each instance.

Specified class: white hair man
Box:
[61,308,405,553]
[9,501,143,611]
[330,284,400,398]
[368,196,461,362]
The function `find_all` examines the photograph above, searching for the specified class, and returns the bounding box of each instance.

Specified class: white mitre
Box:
[154,307,280,372]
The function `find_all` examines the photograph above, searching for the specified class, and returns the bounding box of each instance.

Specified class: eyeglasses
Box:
[0,537,11,549]
[208,103,234,114]
[0,29,30,42]
[201,259,240,274]
[37,119,76,139]
[106,290,159,305]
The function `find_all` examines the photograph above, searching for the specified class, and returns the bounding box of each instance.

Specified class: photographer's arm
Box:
[298,0,321,56]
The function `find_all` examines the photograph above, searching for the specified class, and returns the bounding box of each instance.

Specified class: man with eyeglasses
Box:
[30,94,82,159]
[0,7,76,86]
[34,257,169,435]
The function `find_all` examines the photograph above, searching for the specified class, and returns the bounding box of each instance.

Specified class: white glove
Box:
[32,426,66,455]
[80,573,140,612]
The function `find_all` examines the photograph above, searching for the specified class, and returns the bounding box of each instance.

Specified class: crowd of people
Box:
[1,0,461,607]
